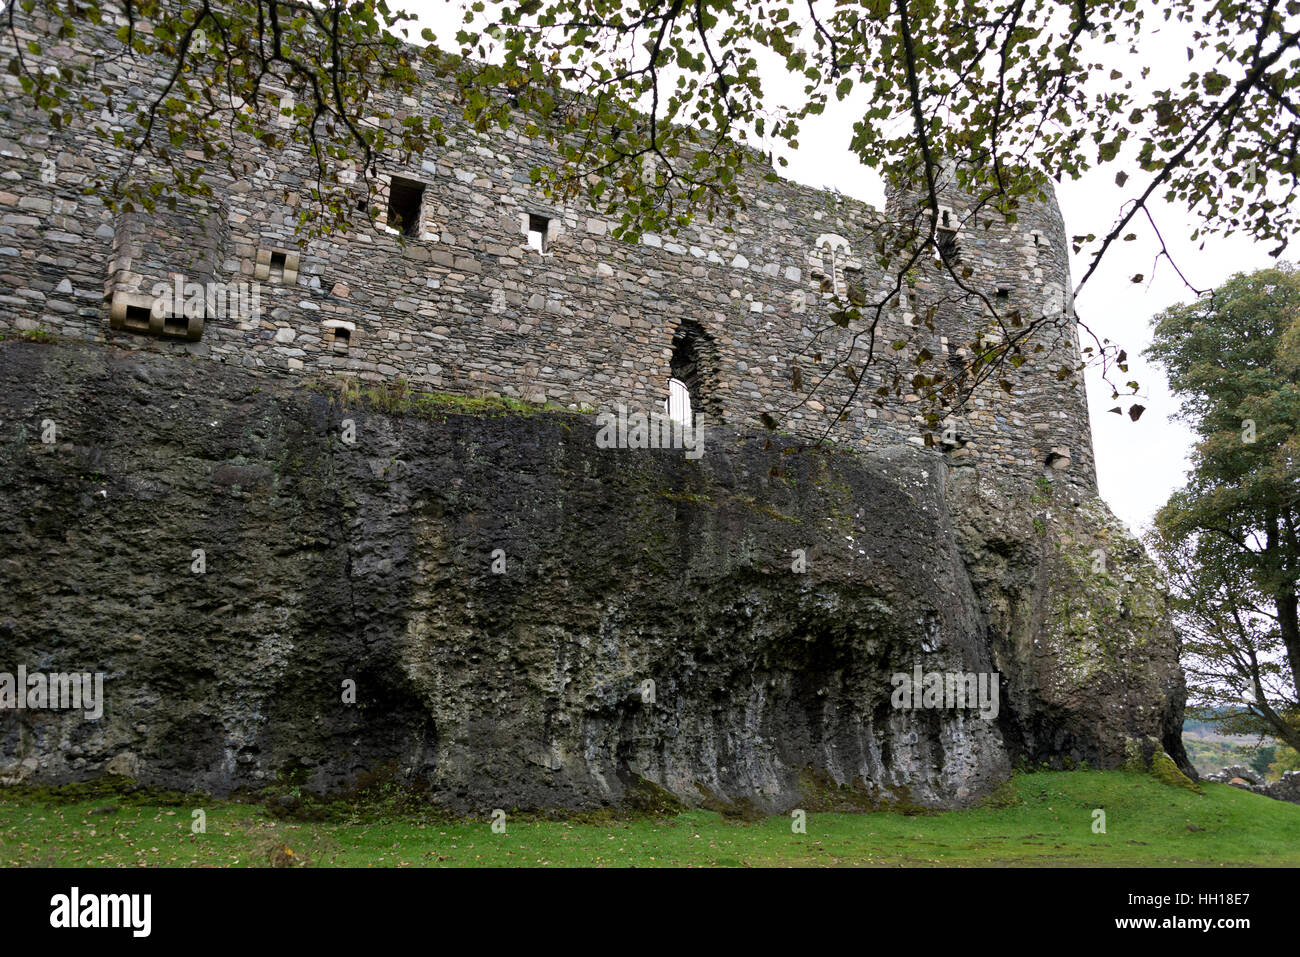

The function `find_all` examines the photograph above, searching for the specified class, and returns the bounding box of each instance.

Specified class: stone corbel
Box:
[254,248,300,284]
[109,290,203,341]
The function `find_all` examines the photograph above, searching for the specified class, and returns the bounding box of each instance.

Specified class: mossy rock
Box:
[792,766,938,814]
[0,775,199,807]
[696,782,766,822]
[1150,750,1203,793]
[980,777,1022,809]
[620,777,687,817]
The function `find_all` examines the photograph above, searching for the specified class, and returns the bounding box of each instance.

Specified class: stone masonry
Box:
[0,12,1095,490]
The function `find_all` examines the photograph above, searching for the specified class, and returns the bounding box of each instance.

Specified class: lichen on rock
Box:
[0,341,1189,812]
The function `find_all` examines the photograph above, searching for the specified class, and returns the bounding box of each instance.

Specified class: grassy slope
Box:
[2,771,1298,867]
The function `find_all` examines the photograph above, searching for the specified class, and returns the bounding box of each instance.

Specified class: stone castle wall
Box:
[0,13,1095,487]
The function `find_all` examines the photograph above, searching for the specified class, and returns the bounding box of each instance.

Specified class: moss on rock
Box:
[1150,750,1204,793]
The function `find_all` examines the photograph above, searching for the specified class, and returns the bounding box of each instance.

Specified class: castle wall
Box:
[0,14,1094,488]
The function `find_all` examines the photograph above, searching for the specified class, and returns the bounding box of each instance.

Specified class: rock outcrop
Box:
[0,341,1188,811]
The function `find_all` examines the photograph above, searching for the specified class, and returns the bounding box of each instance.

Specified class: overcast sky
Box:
[412,1,1294,535]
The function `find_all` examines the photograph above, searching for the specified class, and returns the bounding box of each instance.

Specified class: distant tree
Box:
[1269,743,1300,778]
[1248,744,1277,777]
[1147,265,1300,753]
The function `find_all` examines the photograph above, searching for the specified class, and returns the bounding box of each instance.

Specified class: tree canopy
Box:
[4,0,1298,424]
[8,0,1299,270]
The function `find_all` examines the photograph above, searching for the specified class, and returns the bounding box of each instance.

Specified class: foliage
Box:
[449,0,1300,426]
[1269,743,1300,778]
[1146,265,1300,753]
[4,0,1298,428]
[449,0,1300,265]
[2,0,447,236]
[1248,744,1277,777]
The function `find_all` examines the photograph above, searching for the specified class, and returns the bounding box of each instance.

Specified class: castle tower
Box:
[882,163,1096,489]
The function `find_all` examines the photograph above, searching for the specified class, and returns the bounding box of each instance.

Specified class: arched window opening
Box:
[669,319,718,421]
[812,234,851,300]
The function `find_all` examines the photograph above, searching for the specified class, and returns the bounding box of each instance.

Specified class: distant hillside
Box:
[1182,717,1288,779]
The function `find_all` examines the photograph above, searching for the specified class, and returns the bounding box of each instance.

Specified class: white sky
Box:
[409,1,1294,535]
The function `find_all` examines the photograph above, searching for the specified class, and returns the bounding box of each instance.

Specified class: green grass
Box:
[0,326,58,344]
[2,771,1298,867]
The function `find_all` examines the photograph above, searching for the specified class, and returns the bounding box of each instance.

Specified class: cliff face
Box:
[0,341,1186,811]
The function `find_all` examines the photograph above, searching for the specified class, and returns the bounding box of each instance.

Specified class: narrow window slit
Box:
[936,228,959,262]
[386,176,425,237]
[527,214,550,253]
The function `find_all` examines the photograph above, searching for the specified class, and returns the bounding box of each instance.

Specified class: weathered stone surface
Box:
[1205,766,1300,804]
[0,342,1185,809]
[1206,765,1264,786]
[0,15,1095,493]
[947,471,1189,771]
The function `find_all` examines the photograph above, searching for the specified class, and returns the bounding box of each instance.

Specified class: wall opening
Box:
[110,291,203,340]
[273,90,295,128]
[845,265,867,306]
[1045,448,1071,470]
[936,228,959,263]
[1028,230,1045,268]
[932,208,959,264]
[254,247,299,284]
[332,326,351,354]
[163,312,189,337]
[386,176,425,237]
[121,304,152,333]
[665,376,692,427]
[669,319,719,419]
[527,214,550,253]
